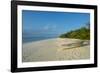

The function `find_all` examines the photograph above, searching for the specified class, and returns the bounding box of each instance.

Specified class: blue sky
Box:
[22,10,90,36]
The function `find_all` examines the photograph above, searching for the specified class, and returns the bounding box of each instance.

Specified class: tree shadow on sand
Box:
[62,40,90,50]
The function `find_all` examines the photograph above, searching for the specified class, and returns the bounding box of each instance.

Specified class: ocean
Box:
[22,34,58,43]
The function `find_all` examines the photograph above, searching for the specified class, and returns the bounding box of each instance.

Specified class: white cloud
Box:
[44,25,49,30]
[44,24,57,29]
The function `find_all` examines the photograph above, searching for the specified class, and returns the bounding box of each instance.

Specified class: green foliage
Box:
[59,27,90,40]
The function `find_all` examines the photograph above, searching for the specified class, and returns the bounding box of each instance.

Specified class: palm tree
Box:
[85,22,90,29]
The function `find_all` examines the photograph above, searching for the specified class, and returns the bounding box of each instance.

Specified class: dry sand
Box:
[22,38,90,62]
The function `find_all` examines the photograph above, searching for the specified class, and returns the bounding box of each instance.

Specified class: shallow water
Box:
[23,37,54,43]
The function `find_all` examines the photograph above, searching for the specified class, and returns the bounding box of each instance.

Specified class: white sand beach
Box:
[22,38,90,62]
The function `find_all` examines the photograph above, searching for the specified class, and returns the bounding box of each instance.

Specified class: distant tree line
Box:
[59,23,90,40]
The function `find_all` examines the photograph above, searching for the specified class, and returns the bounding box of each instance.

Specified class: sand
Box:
[22,38,90,62]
